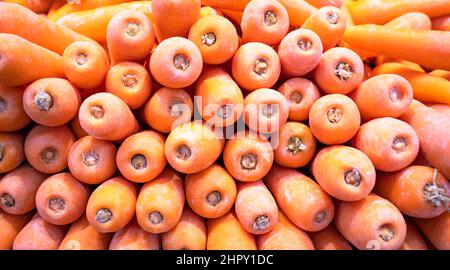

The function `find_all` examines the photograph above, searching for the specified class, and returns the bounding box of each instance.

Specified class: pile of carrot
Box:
[0,0,450,251]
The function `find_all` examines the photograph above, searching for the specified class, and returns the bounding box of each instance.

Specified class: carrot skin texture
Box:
[413,212,450,250]
[109,218,161,250]
[310,225,353,250]
[0,211,33,250]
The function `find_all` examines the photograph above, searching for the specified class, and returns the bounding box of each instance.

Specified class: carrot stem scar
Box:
[149,211,163,224]
[241,153,258,170]
[34,91,53,111]
[378,225,395,241]
[0,97,6,113]
[298,39,312,51]
[201,32,217,46]
[290,91,303,104]
[217,104,232,119]
[176,144,191,160]
[287,137,306,154]
[327,11,339,24]
[90,105,104,119]
[206,191,221,206]
[122,74,138,88]
[254,58,268,75]
[169,99,185,117]
[82,150,99,167]
[131,154,147,170]
[40,147,57,163]
[0,193,15,208]
[126,22,140,36]
[392,137,407,153]
[48,197,65,214]
[254,215,270,231]
[96,208,113,223]
[76,52,88,65]
[314,211,327,224]
[327,107,342,123]
[344,168,362,187]
[335,62,353,81]
[264,11,277,26]
[174,54,190,71]
[423,168,450,211]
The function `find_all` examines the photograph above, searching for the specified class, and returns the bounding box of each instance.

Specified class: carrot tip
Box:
[174,54,190,71]
[82,150,99,167]
[264,11,277,26]
[76,53,88,66]
[176,144,191,160]
[344,168,362,187]
[149,211,163,225]
[125,22,141,37]
[34,91,53,111]
[254,59,268,75]
[326,11,339,25]
[290,91,303,104]
[131,154,147,170]
[169,100,186,117]
[206,191,221,207]
[287,137,306,154]
[122,74,138,88]
[392,137,407,153]
[40,147,57,164]
[298,39,312,51]
[254,215,270,231]
[327,107,343,124]
[90,105,104,119]
[423,169,450,210]
[48,197,65,214]
[96,208,113,223]
[0,193,15,208]
[201,32,217,46]
[240,153,258,170]
[335,62,353,81]
[314,211,327,224]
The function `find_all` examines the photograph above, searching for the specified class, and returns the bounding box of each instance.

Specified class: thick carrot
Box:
[220,9,243,24]
[0,34,64,87]
[429,69,450,80]
[56,1,153,43]
[310,225,353,250]
[0,86,31,132]
[385,12,432,30]
[200,6,223,18]
[162,207,207,250]
[4,0,53,13]
[152,0,200,42]
[413,211,450,250]
[201,0,249,11]
[0,211,33,250]
[257,211,314,250]
[431,14,450,31]
[344,25,450,70]
[59,215,113,250]
[109,217,161,250]
[400,220,428,250]
[372,63,450,105]
[206,211,257,250]
[346,0,450,25]
[0,164,47,215]
[0,132,25,174]
[277,0,317,27]
[48,0,131,21]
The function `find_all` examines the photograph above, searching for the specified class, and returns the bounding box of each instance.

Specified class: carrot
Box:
[188,15,239,65]
[185,164,236,219]
[36,173,90,225]
[385,12,432,30]
[63,41,109,90]
[48,0,131,21]
[56,1,153,43]
[220,9,242,24]
[351,74,413,121]
[346,0,450,25]
[305,0,343,8]
[86,177,137,233]
[309,94,361,145]
[429,69,450,80]
[143,87,194,133]
[0,211,33,250]
[0,86,31,132]
[313,47,364,94]
[264,165,334,232]
[372,63,450,105]
[150,37,203,89]
[0,34,64,87]
[312,146,376,201]
[344,25,450,70]
[257,211,314,250]
[310,225,353,250]
[431,14,450,31]
[13,213,68,250]
[277,0,317,27]
[302,6,347,51]
[0,2,94,55]
[207,211,257,250]
[23,78,81,127]
[4,0,53,13]
[235,180,278,234]
[399,220,428,250]
[375,166,449,218]
[223,130,273,182]
[0,164,47,215]
[47,0,65,18]
[195,67,244,127]
[70,114,89,139]
[244,88,289,133]
[241,0,289,45]
[429,104,450,116]
[68,136,117,185]
[273,122,316,168]
[0,132,24,174]
[109,217,161,250]
[231,42,281,91]
[59,214,113,250]
[165,121,223,174]
[136,167,185,234]
[278,29,323,77]
[200,6,223,18]
[116,131,167,183]
[278,78,321,122]
[78,92,140,141]
[162,207,207,250]
[201,0,250,11]
[413,211,450,250]
[335,194,407,250]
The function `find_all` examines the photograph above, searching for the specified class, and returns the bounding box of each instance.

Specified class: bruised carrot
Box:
[257,211,314,250]
[235,181,278,234]
[265,165,334,232]
[165,121,223,174]
[278,78,321,122]
[109,217,161,250]
[0,132,24,174]
[0,211,32,250]
[0,86,31,132]
[207,211,257,250]
[68,136,117,185]
[23,78,81,127]
[188,15,239,65]
[116,131,167,183]
[63,41,109,90]
[310,225,353,250]
[201,0,250,11]
[0,164,47,215]
[59,214,113,250]
[79,92,140,141]
[143,87,194,133]
[185,164,236,219]
[49,0,131,21]
[136,167,185,234]
[413,211,450,250]
[13,213,67,250]
[273,122,316,168]
[335,194,407,250]
[0,34,64,87]
[56,1,153,43]
[162,207,207,250]
[431,14,450,31]
[195,67,244,127]
[106,62,152,110]
[277,0,317,27]
[150,37,203,89]
[385,12,432,30]
[312,146,376,201]
[86,177,137,233]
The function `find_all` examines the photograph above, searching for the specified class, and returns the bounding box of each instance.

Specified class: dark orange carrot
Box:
[109,218,161,250]
[0,211,33,250]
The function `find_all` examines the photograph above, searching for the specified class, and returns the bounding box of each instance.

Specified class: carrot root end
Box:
[96,208,113,223]
[287,136,306,154]
[240,153,258,170]
[34,91,53,111]
[206,191,221,207]
[48,197,65,214]
[131,154,147,170]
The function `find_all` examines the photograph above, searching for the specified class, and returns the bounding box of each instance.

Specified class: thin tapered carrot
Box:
[346,0,450,25]
[0,34,64,87]
[344,25,450,70]
[201,0,250,11]
[48,0,131,21]
[56,1,153,43]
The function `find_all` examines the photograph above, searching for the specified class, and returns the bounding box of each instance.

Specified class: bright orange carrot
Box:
[201,0,250,11]
[162,207,207,250]
[4,0,53,13]
[431,14,450,31]
[429,69,450,80]
[220,9,242,24]
[306,0,343,8]
[47,0,65,18]
[400,220,428,250]
[385,12,432,30]
[0,86,31,132]
[200,6,223,18]
[109,217,161,250]
[0,211,33,250]
[413,211,450,250]
[310,225,353,250]
[0,132,24,174]
[70,114,89,139]
[49,0,131,21]
[277,0,317,27]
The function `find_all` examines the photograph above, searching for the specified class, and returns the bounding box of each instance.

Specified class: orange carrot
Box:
[0,132,25,174]
[109,218,161,250]
[220,9,243,24]
[429,69,450,80]
[310,225,353,250]
[200,6,223,18]
[400,220,428,250]
[431,14,450,31]
[4,0,53,13]
[0,211,33,250]
[49,0,131,21]
[413,212,450,250]
[70,114,89,139]
[201,0,250,11]
[385,12,432,30]
[277,0,317,27]
[305,0,343,8]
[0,86,31,132]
